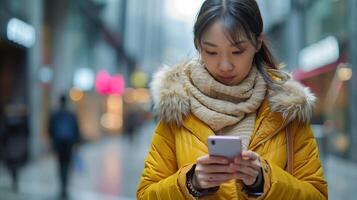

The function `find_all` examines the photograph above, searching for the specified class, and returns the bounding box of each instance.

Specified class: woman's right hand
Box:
[192,155,236,189]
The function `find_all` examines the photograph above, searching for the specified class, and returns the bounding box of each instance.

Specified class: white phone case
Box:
[207,136,242,160]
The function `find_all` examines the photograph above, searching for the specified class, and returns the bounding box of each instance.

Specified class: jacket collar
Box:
[150,59,316,133]
[182,114,214,146]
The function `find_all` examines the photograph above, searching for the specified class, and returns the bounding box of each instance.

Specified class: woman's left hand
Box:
[232,150,262,186]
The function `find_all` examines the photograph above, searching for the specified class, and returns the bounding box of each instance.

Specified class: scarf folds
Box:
[182,62,267,150]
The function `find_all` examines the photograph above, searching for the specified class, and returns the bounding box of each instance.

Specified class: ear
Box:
[194,39,202,52]
[256,33,264,52]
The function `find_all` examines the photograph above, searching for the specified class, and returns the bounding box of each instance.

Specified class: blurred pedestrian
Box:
[137,0,327,199]
[123,111,139,142]
[49,94,80,199]
[2,103,29,192]
[123,104,144,142]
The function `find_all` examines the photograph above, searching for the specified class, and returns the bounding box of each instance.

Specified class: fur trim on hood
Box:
[150,61,316,126]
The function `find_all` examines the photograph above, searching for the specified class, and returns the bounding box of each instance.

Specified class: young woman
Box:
[137,0,327,199]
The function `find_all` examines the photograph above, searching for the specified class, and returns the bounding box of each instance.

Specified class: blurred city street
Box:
[0,120,156,200]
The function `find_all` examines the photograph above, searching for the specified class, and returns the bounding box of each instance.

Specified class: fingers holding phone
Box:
[192,155,236,189]
[191,136,243,189]
[192,136,248,189]
[232,150,262,186]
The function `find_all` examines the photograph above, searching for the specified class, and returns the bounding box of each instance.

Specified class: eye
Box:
[205,50,217,55]
[232,50,244,55]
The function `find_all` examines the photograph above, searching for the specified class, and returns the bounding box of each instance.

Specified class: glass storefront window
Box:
[305,0,348,46]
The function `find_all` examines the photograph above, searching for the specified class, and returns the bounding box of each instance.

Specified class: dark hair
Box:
[194,0,277,85]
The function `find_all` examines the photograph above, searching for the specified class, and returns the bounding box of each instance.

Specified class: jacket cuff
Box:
[177,163,197,199]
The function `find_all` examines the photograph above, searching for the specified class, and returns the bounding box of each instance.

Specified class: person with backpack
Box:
[49,94,80,199]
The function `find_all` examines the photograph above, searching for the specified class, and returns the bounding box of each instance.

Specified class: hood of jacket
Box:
[150,60,316,126]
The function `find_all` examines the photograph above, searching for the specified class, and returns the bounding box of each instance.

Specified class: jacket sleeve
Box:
[137,121,196,200]
[252,122,328,200]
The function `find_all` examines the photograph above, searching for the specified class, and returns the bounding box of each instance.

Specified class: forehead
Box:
[201,21,248,46]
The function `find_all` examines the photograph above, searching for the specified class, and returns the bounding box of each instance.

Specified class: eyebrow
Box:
[202,40,247,47]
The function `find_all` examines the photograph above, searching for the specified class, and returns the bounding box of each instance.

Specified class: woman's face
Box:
[199,21,262,86]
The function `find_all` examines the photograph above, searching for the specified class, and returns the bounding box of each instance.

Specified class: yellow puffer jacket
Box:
[137,62,328,200]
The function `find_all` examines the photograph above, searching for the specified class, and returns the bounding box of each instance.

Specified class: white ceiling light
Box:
[7,18,36,48]
[74,68,95,91]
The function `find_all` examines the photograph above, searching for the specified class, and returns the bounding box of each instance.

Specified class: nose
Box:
[218,57,234,72]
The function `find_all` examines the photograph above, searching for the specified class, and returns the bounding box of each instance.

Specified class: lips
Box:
[218,75,235,83]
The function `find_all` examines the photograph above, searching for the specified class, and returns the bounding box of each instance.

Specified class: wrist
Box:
[186,164,219,198]
[191,170,203,190]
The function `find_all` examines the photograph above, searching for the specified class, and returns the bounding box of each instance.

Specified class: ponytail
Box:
[254,40,279,87]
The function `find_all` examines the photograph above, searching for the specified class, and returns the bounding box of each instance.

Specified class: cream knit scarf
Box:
[182,62,267,150]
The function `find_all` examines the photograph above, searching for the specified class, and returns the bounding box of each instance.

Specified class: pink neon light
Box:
[95,70,111,95]
[110,75,125,95]
[95,70,125,95]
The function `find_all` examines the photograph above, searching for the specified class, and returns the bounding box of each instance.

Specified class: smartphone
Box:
[207,136,242,161]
